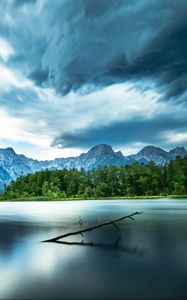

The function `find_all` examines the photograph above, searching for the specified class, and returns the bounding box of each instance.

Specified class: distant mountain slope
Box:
[130,146,170,165]
[0,144,186,191]
[169,147,187,159]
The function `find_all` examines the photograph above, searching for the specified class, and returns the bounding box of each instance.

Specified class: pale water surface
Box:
[0,199,187,299]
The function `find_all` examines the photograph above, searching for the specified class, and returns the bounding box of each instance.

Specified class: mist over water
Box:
[0,199,187,299]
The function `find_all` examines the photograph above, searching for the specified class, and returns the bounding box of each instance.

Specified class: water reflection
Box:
[52,239,144,256]
[0,199,187,299]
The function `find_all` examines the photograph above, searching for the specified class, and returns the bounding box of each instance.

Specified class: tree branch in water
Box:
[42,211,142,243]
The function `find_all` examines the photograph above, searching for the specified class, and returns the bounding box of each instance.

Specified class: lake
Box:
[0,199,187,299]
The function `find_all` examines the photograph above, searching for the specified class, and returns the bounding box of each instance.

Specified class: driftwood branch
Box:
[42,211,142,243]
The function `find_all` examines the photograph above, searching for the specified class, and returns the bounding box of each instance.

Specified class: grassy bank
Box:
[1,195,187,202]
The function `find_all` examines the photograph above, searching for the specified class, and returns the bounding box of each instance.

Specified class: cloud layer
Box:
[0,0,187,158]
[1,0,187,98]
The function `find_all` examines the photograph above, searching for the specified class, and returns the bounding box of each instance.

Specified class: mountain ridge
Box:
[0,144,187,191]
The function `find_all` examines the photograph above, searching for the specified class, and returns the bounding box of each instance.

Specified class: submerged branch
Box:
[42,211,142,243]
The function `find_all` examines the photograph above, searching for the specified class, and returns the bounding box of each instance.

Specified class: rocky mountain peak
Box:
[169,147,187,158]
[0,147,15,154]
[132,145,169,165]
[0,147,17,161]
[138,145,168,155]
[87,144,115,157]
[115,150,124,158]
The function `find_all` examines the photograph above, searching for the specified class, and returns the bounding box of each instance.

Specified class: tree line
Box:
[2,157,187,199]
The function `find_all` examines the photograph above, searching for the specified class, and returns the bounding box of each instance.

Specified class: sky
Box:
[0,0,187,159]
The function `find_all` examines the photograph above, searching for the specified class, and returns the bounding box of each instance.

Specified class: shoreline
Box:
[1,195,187,202]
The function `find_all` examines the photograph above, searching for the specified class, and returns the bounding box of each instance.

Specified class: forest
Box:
[2,156,187,199]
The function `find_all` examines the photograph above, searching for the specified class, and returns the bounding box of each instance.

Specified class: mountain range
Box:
[0,144,187,192]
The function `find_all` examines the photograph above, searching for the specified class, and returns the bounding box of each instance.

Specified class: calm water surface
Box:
[0,199,187,299]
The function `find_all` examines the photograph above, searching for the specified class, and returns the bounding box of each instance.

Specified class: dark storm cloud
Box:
[52,112,187,150]
[29,69,49,86]
[41,0,187,97]
[1,0,187,100]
